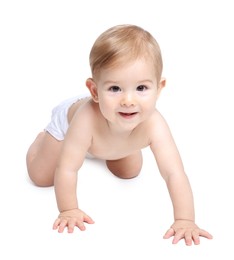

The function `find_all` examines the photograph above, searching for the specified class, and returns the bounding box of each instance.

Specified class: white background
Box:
[0,0,233,259]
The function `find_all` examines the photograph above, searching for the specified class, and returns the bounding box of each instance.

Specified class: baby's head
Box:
[89,24,163,84]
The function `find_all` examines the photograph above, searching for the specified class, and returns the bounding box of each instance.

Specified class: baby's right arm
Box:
[53,107,94,233]
[53,158,94,233]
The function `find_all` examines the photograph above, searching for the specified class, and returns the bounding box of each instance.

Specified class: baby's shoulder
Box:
[145,110,171,137]
[70,99,101,125]
[147,109,167,127]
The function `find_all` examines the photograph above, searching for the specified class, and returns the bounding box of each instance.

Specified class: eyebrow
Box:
[103,80,119,85]
[103,79,154,85]
[137,79,154,84]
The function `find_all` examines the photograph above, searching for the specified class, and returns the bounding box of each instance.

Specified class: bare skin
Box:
[26,132,62,187]
[26,98,143,186]
[26,59,213,245]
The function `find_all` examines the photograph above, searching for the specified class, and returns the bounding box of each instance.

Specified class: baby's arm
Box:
[53,109,95,233]
[150,111,212,245]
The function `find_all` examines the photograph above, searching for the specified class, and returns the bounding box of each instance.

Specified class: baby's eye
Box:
[109,86,121,92]
[136,85,147,91]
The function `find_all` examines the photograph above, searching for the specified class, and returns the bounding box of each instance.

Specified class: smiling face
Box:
[86,58,165,132]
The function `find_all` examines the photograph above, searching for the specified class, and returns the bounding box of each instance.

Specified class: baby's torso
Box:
[89,127,150,160]
[68,98,153,160]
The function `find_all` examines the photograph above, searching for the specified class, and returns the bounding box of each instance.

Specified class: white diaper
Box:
[45,95,89,140]
[44,94,95,159]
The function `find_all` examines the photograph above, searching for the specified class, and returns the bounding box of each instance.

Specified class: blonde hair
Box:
[89,24,163,82]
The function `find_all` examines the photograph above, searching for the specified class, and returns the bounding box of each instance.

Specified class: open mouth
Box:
[119,112,138,118]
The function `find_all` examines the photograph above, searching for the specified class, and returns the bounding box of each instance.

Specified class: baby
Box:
[26,24,212,245]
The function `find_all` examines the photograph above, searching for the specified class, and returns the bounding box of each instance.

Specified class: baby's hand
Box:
[163,219,213,246]
[53,208,95,233]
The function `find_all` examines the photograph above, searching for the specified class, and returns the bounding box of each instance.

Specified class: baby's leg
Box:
[106,151,143,179]
[26,131,62,187]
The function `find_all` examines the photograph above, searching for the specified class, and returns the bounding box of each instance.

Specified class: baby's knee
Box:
[29,173,53,187]
[27,167,54,187]
[116,169,140,179]
[119,163,142,179]
[106,156,142,179]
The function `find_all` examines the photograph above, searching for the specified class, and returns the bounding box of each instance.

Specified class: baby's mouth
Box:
[119,112,138,118]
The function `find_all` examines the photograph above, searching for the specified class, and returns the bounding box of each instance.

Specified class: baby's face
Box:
[94,58,161,131]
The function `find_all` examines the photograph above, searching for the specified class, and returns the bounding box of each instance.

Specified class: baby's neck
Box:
[106,120,137,139]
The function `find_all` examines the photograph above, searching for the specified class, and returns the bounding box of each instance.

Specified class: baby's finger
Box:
[163,228,175,239]
[52,218,61,230]
[67,221,75,233]
[76,220,86,231]
[184,231,193,246]
[172,229,184,244]
[199,229,213,239]
[58,219,68,233]
[83,214,95,224]
[192,230,200,245]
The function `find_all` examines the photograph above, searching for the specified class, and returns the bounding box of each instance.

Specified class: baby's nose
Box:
[120,93,136,107]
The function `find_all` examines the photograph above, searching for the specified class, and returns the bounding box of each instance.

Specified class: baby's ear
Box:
[156,77,166,100]
[159,77,166,89]
[86,78,99,103]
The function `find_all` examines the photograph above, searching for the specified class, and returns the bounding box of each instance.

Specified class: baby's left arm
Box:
[149,111,212,245]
